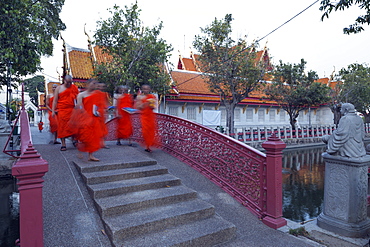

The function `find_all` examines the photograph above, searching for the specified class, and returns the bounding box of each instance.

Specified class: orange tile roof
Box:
[182,58,197,71]
[171,71,211,94]
[315,77,339,89]
[170,70,278,105]
[68,46,113,81]
[178,48,272,73]
[168,93,276,105]
[94,46,113,64]
[69,49,94,79]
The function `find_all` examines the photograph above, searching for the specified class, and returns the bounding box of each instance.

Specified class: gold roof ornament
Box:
[84,23,97,69]
[60,33,71,78]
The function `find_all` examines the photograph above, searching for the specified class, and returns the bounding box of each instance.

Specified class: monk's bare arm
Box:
[76,92,84,108]
[45,95,52,111]
[52,87,60,117]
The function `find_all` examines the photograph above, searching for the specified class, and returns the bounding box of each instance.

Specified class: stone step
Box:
[74,160,157,173]
[82,164,169,185]
[95,185,198,217]
[88,173,181,198]
[116,214,236,247]
[103,199,216,241]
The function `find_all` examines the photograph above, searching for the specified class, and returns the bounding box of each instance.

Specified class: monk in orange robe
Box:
[45,83,60,144]
[116,85,134,146]
[75,79,103,161]
[94,83,109,147]
[135,84,157,152]
[52,75,79,151]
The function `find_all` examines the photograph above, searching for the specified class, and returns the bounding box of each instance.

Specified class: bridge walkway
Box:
[30,126,343,247]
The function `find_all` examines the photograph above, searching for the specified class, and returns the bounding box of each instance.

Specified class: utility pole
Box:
[6,60,12,124]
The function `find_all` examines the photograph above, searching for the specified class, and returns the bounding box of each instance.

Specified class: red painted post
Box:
[261,134,287,229]
[12,142,48,247]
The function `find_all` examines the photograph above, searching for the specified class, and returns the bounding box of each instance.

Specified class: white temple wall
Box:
[160,101,335,130]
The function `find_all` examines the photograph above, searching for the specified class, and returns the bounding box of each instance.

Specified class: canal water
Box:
[0,176,19,247]
[282,145,326,223]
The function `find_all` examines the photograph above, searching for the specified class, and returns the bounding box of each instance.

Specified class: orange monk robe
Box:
[48,97,58,133]
[94,90,109,137]
[77,93,104,153]
[56,84,79,138]
[139,94,157,148]
[116,93,133,139]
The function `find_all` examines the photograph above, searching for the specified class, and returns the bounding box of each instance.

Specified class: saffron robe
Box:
[56,84,79,138]
[48,97,58,133]
[139,94,157,148]
[116,93,133,139]
[94,90,109,137]
[76,93,103,153]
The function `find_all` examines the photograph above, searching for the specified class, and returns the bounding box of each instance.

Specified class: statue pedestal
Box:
[317,153,370,238]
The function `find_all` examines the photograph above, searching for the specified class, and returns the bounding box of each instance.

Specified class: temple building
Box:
[59,39,335,132]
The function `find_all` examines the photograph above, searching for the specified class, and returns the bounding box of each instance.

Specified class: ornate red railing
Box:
[106,113,286,228]
[6,83,48,247]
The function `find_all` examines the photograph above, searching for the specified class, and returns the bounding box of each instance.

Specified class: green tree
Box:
[338,63,370,122]
[264,59,331,130]
[93,3,173,96]
[0,0,66,86]
[320,0,370,34]
[24,75,45,106]
[193,14,265,134]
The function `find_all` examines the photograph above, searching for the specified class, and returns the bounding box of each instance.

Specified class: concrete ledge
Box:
[0,159,15,176]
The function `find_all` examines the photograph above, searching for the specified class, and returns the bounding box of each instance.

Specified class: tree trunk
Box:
[225,103,236,134]
[331,104,342,128]
[364,113,370,123]
[288,111,299,131]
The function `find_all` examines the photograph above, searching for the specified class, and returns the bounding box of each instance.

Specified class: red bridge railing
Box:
[106,113,287,229]
[4,83,48,247]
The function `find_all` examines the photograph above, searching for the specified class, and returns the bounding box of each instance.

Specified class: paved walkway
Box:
[28,126,366,246]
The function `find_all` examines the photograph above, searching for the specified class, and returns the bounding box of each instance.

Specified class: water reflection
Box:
[0,176,19,247]
[282,146,326,223]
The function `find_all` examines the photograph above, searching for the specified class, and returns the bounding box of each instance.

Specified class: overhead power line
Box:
[175,0,320,87]
[256,0,320,43]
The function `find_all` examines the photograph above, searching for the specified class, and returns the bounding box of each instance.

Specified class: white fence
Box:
[220,123,370,144]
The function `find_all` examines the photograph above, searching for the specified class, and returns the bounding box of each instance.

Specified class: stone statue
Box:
[322,103,366,158]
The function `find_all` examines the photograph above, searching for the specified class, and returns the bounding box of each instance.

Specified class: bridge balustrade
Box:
[225,124,368,144]
[106,113,287,229]
[3,84,48,247]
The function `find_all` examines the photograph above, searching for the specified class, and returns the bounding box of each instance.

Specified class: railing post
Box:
[12,142,48,247]
[261,134,287,229]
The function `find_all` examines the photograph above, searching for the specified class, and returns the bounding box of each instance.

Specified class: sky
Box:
[36,0,370,82]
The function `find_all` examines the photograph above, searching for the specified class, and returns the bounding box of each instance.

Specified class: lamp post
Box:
[5,60,12,123]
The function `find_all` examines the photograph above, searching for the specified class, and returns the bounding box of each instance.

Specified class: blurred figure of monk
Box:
[135,84,157,152]
[74,78,103,161]
[52,75,79,151]
[115,85,134,146]
[95,82,109,148]
[45,83,60,144]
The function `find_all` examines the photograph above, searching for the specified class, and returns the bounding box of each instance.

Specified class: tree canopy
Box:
[24,75,45,106]
[193,14,265,134]
[264,59,331,129]
[338,63,370,122]
[0,0,66,86]
[93,3,173,96]
[320,0,370,34]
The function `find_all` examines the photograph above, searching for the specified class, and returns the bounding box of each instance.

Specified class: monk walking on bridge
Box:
[116,85,134,146]
[135,84,157,152]
[52,75,79,151]
[46,83,60,144]
[74,79,103,161]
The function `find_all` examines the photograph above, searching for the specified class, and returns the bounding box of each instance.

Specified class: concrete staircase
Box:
[73,158,236,247]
